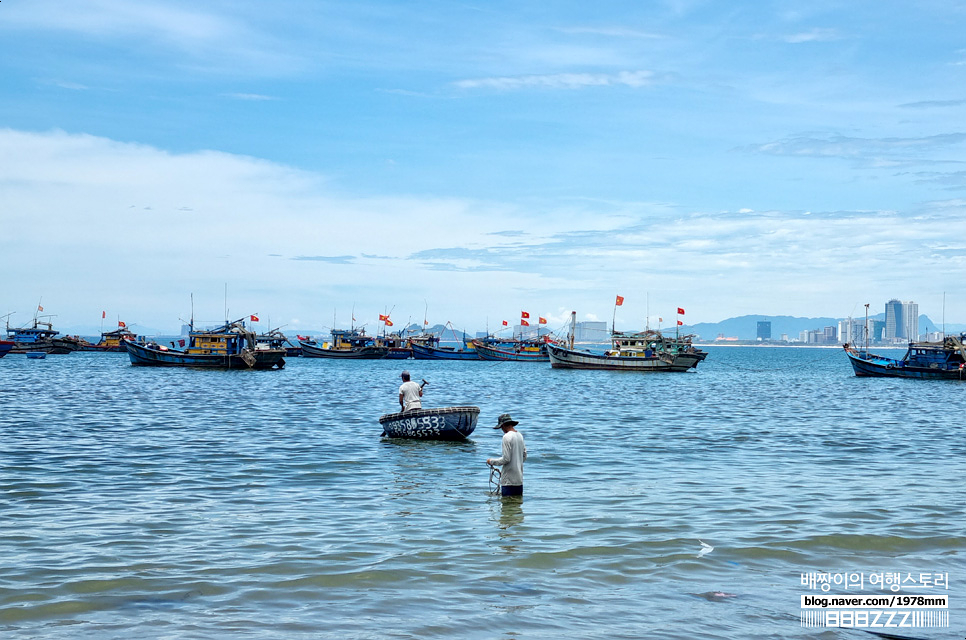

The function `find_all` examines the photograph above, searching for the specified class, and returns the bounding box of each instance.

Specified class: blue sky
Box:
[2,1,965,335]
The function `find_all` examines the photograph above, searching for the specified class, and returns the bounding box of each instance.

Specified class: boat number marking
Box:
[392,415,445,435]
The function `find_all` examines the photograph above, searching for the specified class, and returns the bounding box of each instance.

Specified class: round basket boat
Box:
[378,406,480,440]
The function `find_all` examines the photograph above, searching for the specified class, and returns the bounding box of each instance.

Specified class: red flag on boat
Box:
[502,320,508,326]
[521,311,530,319]
[118,321,126,328]
[38,304,44,312]
[677,320,684,326]
[178,339,186,347]
[521,319,530,326]
[385,319,393,327]
[538,317,547,324]
[250,314,259,322]
[615,295,624,306]
[102,310,106,319]
[379,314,389,322]
[677,307,685,315]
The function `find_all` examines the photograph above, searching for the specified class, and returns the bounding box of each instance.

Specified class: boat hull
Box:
[378,406,480,440]
[383,347,413,359]
[125,340,285,369]
[0,340,12,358]
[472,341,548,362]
[300,341,388,359]
[845,349,966,379]
[547,343,702,371]
[411,343,480,360]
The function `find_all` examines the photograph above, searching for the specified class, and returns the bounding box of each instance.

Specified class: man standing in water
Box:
[486,413,527,496]
[398,371,423,412]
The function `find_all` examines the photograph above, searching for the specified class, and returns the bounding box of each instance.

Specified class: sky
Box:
[2,0,966,335]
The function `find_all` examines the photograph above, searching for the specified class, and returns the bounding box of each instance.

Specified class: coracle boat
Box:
[378,406,480,440]
[470,336,549,362]
[844,335,966,379]
[547,312,707,372]
[5,318,80,354]
[125,318,285,369]
[300,328,388,359]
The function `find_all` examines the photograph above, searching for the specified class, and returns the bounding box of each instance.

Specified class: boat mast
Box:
[864,303,869,351]
[569,311,576,349]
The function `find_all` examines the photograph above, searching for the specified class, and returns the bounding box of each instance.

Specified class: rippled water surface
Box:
[1,348,963,639]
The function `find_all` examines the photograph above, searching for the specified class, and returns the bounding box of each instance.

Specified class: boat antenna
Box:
[569,311,576,349]
[224,283,228,323]
[612,299,618,335]
[190,293,195,331]
[645,292,650,331]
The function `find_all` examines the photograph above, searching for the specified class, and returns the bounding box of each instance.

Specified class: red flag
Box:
[379,314,389,322]
[677,307,685,315]
[250,314,259,322]
[615,295,624,306]
[502,320,508,326]
[521,311,530,319]
[538,317,547,324]
[424,320,429,326]
[38,304,44,312]
[178,339,186,347]
[385,319,393,327]
[677,320,684,326]
[118,321,126,328]
[102,310,106,319]
[659,317,663,323]
[520,319,530,326]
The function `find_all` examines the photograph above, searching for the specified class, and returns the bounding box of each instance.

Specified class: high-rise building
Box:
[756,321,771,340]
[903,301,919,340]
[885,299,903,339]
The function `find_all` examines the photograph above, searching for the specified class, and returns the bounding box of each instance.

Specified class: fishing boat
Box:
[0,340,13,358]
[125,318,285,369]
[378,406,480,440]
[256,328,302,357]
[547,312,706,371]
[411,323,478,360]
[78,327,138,352]
[411,342,480,360]
[4,317,80,354]
[470,336,549,362]
[844,335,966,379]
[300,328,388,359]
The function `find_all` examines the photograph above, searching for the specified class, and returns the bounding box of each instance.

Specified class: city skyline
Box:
[2,2,966,330]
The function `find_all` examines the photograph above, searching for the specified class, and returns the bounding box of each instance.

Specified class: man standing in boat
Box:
[398,370,423,412]
[487,413,527,497]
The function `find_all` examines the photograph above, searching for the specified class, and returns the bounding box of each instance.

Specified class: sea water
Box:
[1,348,963,639]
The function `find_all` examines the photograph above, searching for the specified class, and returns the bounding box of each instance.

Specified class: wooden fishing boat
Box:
[547,312,706,371]
[5,318,80,354]
[844,336,966,379]
[471,337,549,362]
[78,327,138,352]
[0,340,13,358]
[411,342,480,360]
[379,406,480,440]
[125,318,285,369]
[300,328,388,359]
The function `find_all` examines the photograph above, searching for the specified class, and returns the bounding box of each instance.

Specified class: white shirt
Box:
[491,429,526,486]
[398,380,422,411]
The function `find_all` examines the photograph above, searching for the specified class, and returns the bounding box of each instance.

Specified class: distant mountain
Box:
[681,314,961,341]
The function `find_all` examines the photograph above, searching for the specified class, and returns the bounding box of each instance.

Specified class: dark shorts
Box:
[501,484,523,497]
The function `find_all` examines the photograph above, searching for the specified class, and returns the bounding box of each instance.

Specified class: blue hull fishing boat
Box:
[5,318,80,354]
[26,351,47,360]
[126,318,285,369]
[844,336,966,379]
[379,406,480,440]
[411,342,480,360]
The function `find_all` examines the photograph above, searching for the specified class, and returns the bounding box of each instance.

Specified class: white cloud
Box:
[454,71,654,91]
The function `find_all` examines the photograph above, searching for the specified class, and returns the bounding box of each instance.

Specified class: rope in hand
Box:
[487,462,502,495]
